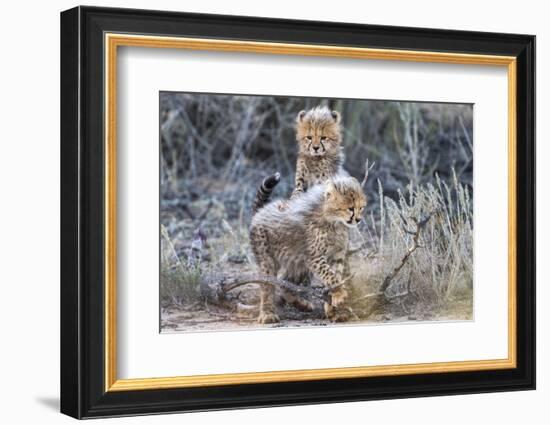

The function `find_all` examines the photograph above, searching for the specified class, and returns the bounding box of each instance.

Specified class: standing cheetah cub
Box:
[291,106,348,199]
[250,174,366,324]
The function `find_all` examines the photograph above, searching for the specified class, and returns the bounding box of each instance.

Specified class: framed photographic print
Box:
[60,6,535,419]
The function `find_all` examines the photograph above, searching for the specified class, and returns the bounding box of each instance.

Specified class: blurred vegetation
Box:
[159,92,474,330]
[160,92,472,218]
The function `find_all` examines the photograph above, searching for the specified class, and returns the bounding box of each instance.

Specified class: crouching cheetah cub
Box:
[291,106,348,199]
[250,174,366,324]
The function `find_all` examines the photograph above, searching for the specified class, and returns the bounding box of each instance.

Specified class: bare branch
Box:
[379,209,437,293]
[161,198,195,219]
[354,210,437,319]
[221,274,315,296]
[361,158,375,188]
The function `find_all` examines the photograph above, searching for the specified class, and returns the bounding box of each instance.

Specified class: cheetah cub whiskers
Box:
[250,175,366,324]
[291,106,348,199]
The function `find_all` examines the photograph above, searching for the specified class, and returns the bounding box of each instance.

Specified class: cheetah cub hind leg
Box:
[277,271,314,312]
[256,266,280,324]
[258,285,280,324]
[250,228,280,324]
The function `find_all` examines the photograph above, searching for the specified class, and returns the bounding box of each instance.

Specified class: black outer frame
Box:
[60,5,535,419]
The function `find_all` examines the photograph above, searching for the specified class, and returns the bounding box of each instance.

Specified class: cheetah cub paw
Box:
[324,286,351,322]
[328,286,348,307]
[324,303,352,323]
[258,310,280,324]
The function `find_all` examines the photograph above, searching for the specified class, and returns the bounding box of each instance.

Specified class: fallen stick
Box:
[199,274,325,311]
[220,275,316,296]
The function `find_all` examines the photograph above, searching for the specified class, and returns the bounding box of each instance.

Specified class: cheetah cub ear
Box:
[296,110,307,123]
[330,110,341,123]
[324,180,337,199]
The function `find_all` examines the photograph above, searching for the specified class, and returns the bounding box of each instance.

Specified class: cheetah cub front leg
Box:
[324,286,352,322]
[308,254,351,322]
[326,256,353,322]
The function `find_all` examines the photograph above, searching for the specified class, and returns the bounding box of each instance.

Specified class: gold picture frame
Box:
[61,6,535,419]
[104,33,517,392]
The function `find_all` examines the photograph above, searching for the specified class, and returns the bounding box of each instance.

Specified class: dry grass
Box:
[160,170,473,327]
[160,224,204,305]
[349,170,473,318]
[158,93,474,329]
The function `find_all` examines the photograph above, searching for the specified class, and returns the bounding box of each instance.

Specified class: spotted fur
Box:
[250,176,367,324]
[292,106,348,200]
[252,172,281,214]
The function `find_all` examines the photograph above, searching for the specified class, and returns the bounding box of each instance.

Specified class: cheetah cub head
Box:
[295,106,342,158]
[322,176,367,228]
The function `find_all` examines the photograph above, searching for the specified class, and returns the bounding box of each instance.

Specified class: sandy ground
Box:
[160,209,473,334]
[160,287,473,333]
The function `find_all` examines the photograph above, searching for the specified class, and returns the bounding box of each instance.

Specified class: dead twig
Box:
[199,273,345,318]
[379,210,437,293]
[357,210,437,317]
[361,158,375,188]
[220,275,315,297]
[196,200,214,222]
[161,198,195,219]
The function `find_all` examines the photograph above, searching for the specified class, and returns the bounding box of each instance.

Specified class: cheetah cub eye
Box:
[295,106,342,158]
[344,205,364,226]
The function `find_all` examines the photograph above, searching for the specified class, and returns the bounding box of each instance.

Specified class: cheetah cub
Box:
[250,174,366,324]
[291,106,348,199]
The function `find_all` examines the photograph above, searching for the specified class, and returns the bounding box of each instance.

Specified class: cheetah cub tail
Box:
[252,172,281,214]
